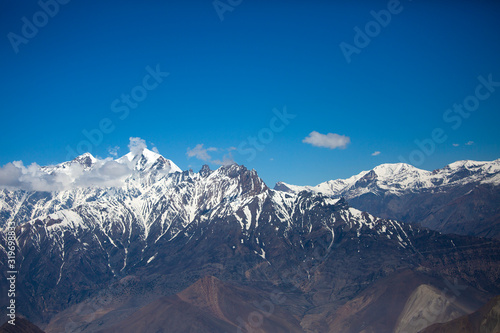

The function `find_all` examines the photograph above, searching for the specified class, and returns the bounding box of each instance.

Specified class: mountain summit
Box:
[116,148,182,173]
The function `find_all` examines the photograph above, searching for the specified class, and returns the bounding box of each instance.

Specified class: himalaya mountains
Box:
[276,159,500,239]
[0,148,499,332]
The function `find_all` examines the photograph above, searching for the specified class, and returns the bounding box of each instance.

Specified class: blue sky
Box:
[1,0,499,186]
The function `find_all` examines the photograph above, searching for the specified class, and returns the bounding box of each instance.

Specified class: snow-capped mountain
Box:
[116,148,182,173]
[0,148,181,228]
[276,160,500,197]
[275,159,500,238]
[0,151,499,332]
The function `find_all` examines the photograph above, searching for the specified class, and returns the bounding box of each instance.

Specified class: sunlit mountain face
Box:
[1,149,499,332]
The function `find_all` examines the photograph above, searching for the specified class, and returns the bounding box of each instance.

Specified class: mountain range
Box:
[276,159,500,239]
[0,148,499,332]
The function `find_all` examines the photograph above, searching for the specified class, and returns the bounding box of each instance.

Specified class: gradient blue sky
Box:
[1,0,499,186]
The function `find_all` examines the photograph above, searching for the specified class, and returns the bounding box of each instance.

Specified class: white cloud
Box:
[452,143,460,147]
[371,151,381,156]
[0,161,66,191]
[466,141,474,146]
[186,144,235,166]
[149,141,161,154]
[302,131,350,149]
[186,144,213,161]
[128,137,147,155]
[0,162,22,187]
[212,153,235,166]
[75,160,130,188]
[108,146,120,157]
[0,158,134,192]
[0,137,168,191]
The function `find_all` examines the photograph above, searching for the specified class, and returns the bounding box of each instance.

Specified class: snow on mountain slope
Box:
[0,152,414,278]
[117,148,182,173]
[275,159,500,239]
[0,148,182,228]
[5,169,415,296]
[0,158,277,279]
[275,159,500,198]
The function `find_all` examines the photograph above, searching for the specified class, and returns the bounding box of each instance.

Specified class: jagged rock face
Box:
[275,159,500,238]
[0,152,499,331]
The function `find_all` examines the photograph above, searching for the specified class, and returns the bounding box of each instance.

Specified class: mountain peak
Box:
[445,159,492,170]
[199,164,211,177]
[372,163,426,178]
[118,148,181,173]
[274,181,295,193]
[122,147,159,162]
[72,152,97,169]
